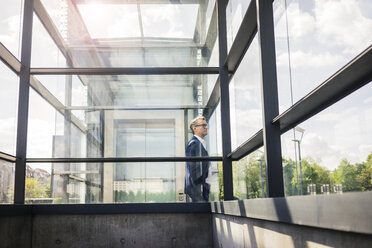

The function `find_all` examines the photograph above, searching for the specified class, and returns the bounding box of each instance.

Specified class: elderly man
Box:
[184,116,210,202]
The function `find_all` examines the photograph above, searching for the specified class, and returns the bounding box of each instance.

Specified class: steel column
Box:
[217,0,233,200]
[14,0,34,204]
[256,0,284,197]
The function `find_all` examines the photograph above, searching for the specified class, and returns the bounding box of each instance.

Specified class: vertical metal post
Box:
[63,72,72,203]
[14,0,34,204]
[256,0,284,197]
[217,0,233,200]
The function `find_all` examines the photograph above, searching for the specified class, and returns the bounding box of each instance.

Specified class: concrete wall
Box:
[0,215,32,248]
[212,214,372,248]
[32,213,212,248]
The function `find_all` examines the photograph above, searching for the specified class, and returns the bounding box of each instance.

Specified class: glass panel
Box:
[229,36,262,150]
[31,13,66,67]
[24,161,220,204]
[274,0,372,113]
[282,83,372,196]
[0,62,19,155]
[0,0,23,58]
[27,74,220,158]
[32,1,218,67]
[232,148,266,200]
[0,159,15,204]
[226,0,251,51]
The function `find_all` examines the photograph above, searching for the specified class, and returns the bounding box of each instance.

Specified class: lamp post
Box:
[293,127,305,195]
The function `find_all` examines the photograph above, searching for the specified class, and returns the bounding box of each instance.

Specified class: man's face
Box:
[193,119,208,138]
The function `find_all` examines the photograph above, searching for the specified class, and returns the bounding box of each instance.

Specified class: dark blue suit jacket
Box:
[184,136,210,200]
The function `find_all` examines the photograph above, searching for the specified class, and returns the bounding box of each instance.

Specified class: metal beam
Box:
[14,0,34,205]
[0,151,17,163]
[26,156,223,163]
[64,105,208,110]
[228,129,263,160]
[0,42,22,74]
[217,0,233,201]
[225,0,257,72]
[30,67,220,75]
[273,45,372,133]
[256,0,284,198]
[29,76,87,133]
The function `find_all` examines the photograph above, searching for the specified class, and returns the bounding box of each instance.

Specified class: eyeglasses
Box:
[195,124,208,128]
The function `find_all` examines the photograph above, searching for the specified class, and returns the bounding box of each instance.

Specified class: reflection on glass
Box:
[23,161,220,204]
[31,13,66,67]
[274,0,372,112]
[0,63,19,155]
[282,83,372,196]
[27,74,220,158]
[229,36,262,150]
[0,160,15,204]
[32,0,218,67]
[232,150,266,200]
[0,0,23,58]
[226,0,251,51]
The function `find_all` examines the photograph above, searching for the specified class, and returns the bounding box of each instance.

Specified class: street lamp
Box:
[293,126,305,195]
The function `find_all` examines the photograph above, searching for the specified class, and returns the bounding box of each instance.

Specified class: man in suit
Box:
[184,116,210,202]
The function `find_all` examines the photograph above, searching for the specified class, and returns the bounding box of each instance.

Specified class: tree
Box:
[25,178,48,199]
[333,159,360,192]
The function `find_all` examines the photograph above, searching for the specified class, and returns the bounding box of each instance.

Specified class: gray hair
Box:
[189,116,206,134]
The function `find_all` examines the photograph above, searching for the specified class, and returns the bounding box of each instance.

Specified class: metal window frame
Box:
[228,45,372,162]
[30,67,220,75]
[26,156,222,163]
[256,0,284,197]
[0,151,17,163]
[14,0,34,205]
[0,43,22,74]
[217,0,234,201]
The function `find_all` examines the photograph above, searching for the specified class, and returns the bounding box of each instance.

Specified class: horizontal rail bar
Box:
[0,151,17,163]
[30,67,221,75]
[225,0,257,72]
[26,156,223,163]
[64,105,207,110]
[273,45,372,133]
[0,42,22,74]
[228,129,263,160]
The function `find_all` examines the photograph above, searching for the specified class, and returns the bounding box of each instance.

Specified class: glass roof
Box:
[77,4,199,39]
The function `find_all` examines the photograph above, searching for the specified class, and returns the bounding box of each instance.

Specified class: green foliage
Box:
[25,178,48,199]
[282,151,372,195]
[218,161,224,200]
[232,151,266,199]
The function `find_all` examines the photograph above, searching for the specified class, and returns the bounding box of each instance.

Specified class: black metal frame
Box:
[0,0,370,208]
[30,67,220,75]
[14,0,34,205]
[26,157,222,163]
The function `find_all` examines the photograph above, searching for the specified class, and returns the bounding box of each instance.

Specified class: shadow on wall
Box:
[211,199,372,248]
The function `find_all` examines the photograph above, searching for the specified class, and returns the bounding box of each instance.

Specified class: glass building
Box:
[0,0,372,246]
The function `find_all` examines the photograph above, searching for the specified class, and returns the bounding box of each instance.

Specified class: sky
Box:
[0,0,371,174]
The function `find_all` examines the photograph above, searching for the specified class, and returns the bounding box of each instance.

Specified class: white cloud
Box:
[27,119,55,158]
[287,4,316,38]
[315,0,372,54]
[0,14,21,57]
[277,50,344,69]
[0,118,17,154]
